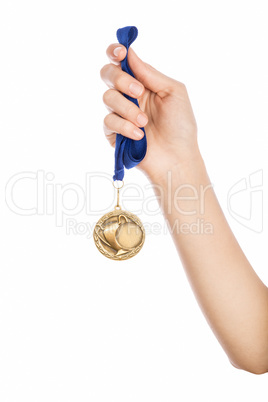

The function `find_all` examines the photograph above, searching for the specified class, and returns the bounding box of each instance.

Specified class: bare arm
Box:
[151,149,268,375]
[100,43,268,374]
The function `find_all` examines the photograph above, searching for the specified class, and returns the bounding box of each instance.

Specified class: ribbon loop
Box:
[113,26,147,182]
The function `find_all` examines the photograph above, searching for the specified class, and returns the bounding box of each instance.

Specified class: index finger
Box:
[106,44,127,64]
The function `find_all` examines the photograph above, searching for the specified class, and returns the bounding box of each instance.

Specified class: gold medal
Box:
[93,181,145,260]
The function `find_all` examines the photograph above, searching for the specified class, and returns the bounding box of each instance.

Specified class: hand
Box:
[100,44,199,183]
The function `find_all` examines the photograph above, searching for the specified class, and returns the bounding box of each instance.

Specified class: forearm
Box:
[152,148,268,374]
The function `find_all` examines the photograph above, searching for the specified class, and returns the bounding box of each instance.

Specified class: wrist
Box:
[148,145,206,187]
[148,147,213,226]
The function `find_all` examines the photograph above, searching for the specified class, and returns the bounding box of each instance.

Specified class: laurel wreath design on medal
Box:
[93,207,145,260]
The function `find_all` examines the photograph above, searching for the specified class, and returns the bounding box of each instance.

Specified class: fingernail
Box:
[137,113,148,126]
[113,47,122,57]
[129,83,143,97]
[133,128,144,139]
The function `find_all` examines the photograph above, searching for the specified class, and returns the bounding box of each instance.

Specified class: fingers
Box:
[104,112,145,146]
[103,89,148,128]
[102,44,148,147]
[100,62,145,99]
[105,43,176,97]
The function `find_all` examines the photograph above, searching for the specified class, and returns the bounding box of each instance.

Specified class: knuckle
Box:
[125,102,136,119]
[176,80,186,91]
[169,80,187,97]
[121,119,132,135]
[102,89,114,105]
[100,63,110,79]
[113,73,125,89]
[103,113,112,129]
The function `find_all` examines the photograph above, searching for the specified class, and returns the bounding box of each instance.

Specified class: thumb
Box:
[127,48,174,97]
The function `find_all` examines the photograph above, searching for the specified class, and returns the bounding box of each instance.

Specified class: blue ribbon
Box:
[113,26,147,181]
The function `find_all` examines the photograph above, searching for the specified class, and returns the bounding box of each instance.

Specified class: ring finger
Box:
[103,89,148,129]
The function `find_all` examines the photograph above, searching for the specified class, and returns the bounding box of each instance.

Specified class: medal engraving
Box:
[93,207,145,260]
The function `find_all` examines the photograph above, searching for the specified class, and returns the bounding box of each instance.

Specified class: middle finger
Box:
[100,63,145,99]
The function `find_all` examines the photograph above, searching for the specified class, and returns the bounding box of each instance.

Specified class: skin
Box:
[100,44,268,375]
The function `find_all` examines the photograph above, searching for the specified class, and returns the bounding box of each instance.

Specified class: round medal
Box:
[93,206,145,260]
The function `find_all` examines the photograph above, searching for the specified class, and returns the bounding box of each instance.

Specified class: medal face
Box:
[93,207,145,260]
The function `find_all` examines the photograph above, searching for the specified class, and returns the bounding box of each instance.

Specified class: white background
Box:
[1,0,268,401]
